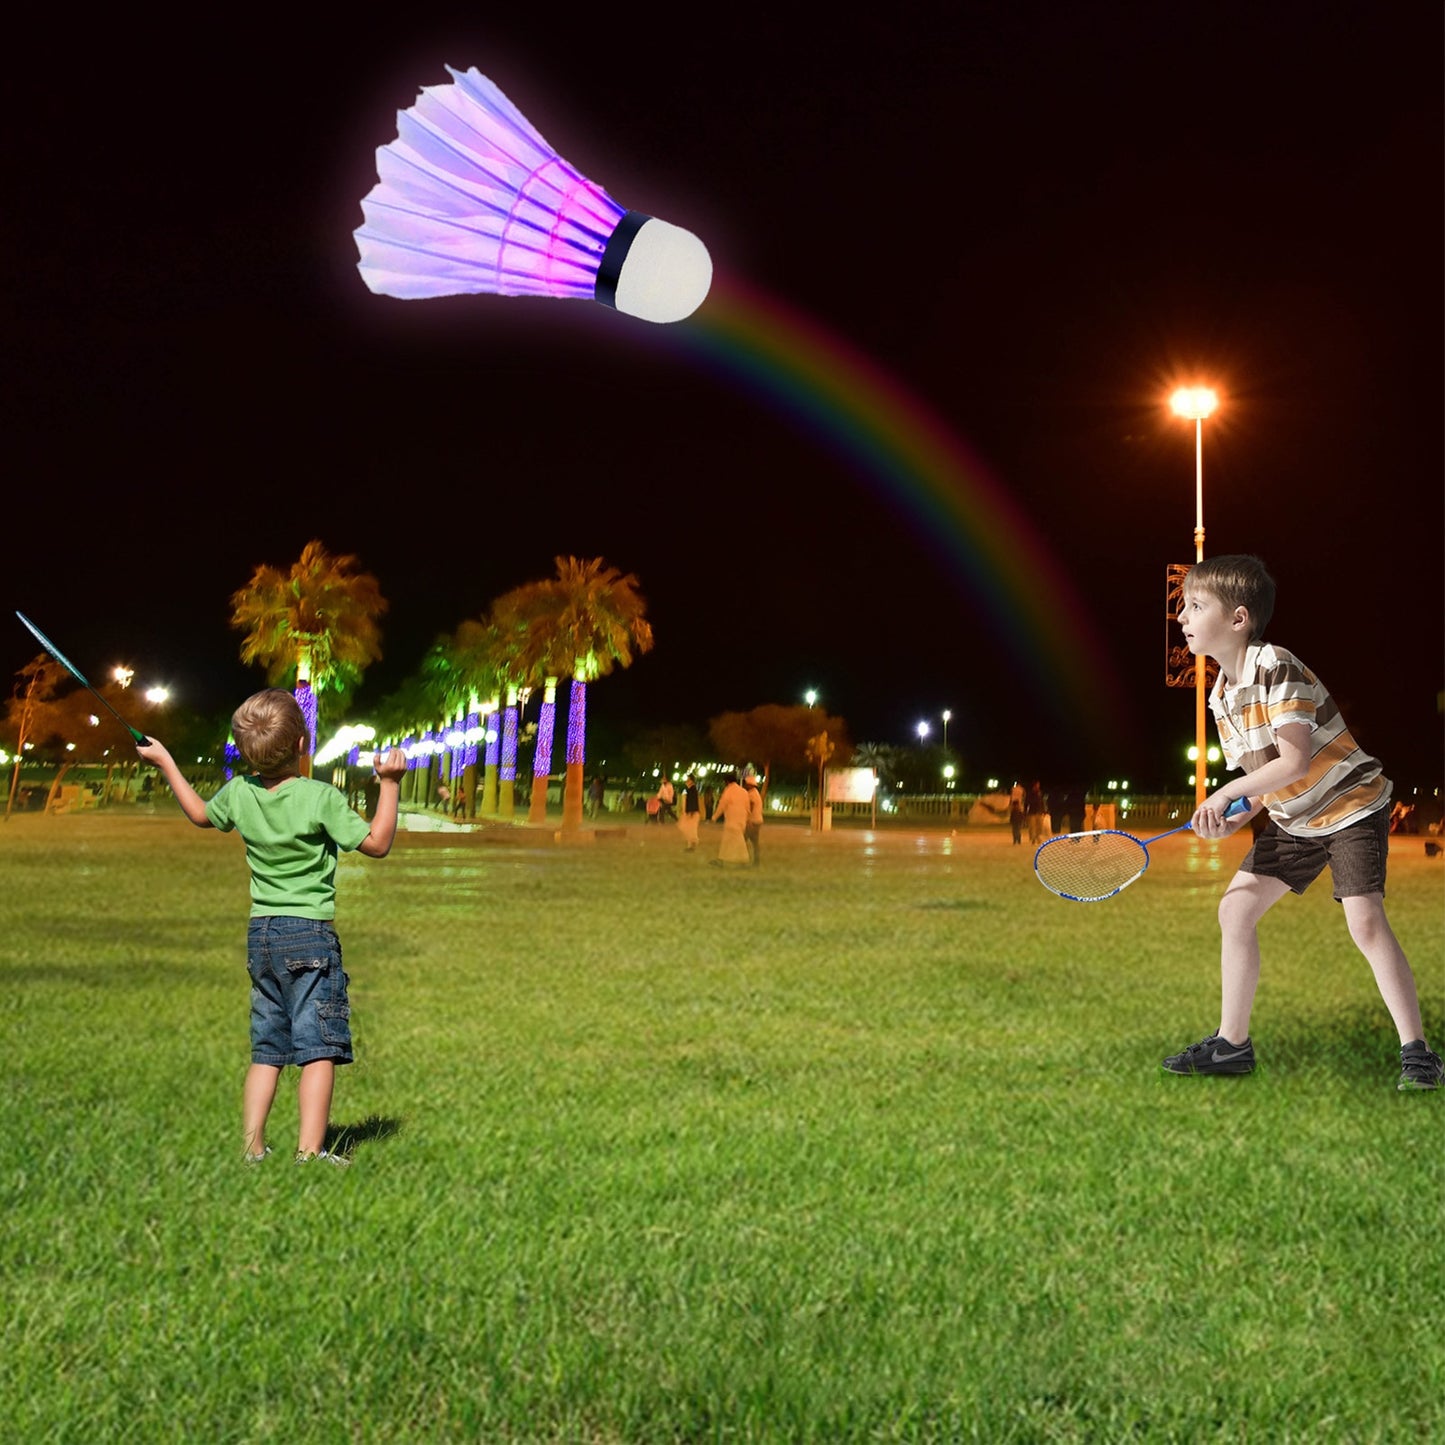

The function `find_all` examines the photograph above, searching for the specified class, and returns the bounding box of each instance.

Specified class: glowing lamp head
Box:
[1170,387,1218,420]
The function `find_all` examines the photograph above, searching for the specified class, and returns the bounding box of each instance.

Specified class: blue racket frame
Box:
[1034,798,1253,902]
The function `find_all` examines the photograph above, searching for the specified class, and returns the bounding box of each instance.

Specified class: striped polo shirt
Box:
[1210,643,1391,837]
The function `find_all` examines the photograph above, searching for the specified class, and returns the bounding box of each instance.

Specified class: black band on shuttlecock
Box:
[594,211,651,309]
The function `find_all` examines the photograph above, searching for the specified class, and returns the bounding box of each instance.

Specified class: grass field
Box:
[2,809,1441,1443]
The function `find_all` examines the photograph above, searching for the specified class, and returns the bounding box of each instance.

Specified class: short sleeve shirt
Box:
[205,775,371,917]
[1210,643,1390,837]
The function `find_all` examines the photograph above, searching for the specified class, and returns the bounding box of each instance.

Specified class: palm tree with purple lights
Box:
[229,540,387,774]
[499,557,653,830]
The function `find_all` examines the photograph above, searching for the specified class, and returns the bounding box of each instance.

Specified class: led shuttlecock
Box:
[354,66,711,325]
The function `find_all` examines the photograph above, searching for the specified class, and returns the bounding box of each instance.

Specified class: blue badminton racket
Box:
[15,610,149,745]
[1034,798,1253,903]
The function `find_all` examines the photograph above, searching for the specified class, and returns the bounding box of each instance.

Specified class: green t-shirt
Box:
[205,775,371,919]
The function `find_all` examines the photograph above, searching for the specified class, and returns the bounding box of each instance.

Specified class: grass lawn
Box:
[2,809,1441,1442]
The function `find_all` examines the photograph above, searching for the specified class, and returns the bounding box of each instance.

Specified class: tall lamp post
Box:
[941,709,951,757]
[1170,386,1219,808]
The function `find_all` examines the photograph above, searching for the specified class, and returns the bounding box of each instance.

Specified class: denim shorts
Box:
[246,916,353,1067]
[1241,807,1390,901]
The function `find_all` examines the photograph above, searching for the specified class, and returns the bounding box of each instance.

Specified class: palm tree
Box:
[851,741,901,789]
[446,617,505,816]
[229,540,387,773]
[492,577,571,826]
[501,557,653,829]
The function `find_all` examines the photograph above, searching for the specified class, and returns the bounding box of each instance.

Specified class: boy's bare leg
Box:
[1216,872,1291,1044]
[1342,894,1426,1044]
[242,1064,282,1157]
[297,1060,336,1155]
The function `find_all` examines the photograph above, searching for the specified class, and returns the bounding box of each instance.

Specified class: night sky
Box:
[7,3,1440,791]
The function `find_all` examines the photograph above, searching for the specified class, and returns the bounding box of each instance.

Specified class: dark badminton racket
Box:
[1034,798,1252,903]
[15,611,149,745]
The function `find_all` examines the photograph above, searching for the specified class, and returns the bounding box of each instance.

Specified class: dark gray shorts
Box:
[1240,807,1389,901]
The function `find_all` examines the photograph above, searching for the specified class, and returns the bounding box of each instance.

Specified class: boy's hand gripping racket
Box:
[15,611,150,745]
[1034,799,1252,903]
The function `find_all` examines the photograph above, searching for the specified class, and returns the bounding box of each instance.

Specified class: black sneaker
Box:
[1162,1033,1256,1075]
[1398,1041,1443,1091]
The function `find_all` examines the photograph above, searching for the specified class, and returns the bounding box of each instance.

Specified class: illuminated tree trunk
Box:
[461,701,480,819]
[294,653,315,779]
[481,703,500,814]
[562,675,586,831]
[528,678,557,824]
[499,686,519,819]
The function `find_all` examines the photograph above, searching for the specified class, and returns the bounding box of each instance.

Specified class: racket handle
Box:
[1222,798,1251,818]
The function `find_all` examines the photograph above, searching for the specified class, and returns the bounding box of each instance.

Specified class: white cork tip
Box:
[613,218,713,324]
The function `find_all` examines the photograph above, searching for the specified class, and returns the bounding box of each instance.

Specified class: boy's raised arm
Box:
[133,737,213,828]
[357,749,407,858]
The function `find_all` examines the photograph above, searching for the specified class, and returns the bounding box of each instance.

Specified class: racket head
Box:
[1033,828,1151,902]
[15,610,148,744]
[16,610,92,687]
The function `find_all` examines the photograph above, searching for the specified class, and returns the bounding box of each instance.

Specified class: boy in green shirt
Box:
[138,689,407,1162]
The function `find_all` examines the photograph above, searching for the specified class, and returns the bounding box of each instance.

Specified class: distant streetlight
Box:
[941,708,952,755]
[144,686,170,705]
[804,689,818,709]
[1170,385,1219,809]
[1186,742,1223,791]
[916,721,930,742]
[113,665,135,689]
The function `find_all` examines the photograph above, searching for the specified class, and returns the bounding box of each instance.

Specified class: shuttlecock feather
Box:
[355,67,711,324]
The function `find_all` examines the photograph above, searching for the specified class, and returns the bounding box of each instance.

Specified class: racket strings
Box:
[1034,830,1149,901]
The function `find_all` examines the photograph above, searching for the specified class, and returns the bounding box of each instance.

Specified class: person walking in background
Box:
[656,774,677,824]
[679,773,702,852]
[709,769,751,867]
[1009,781,1026,845]
[1025,781,1047,846]
[137,689,407,1163]
[743,769,764,866]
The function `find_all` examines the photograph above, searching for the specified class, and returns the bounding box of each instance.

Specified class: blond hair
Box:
[231,689,308,775]
[1185,554,1276,641]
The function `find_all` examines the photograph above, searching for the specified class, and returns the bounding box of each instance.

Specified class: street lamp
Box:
[941,709,951,756]
[916,721,930,742]
[1170,385,1219,809]
[804,689,818,709]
